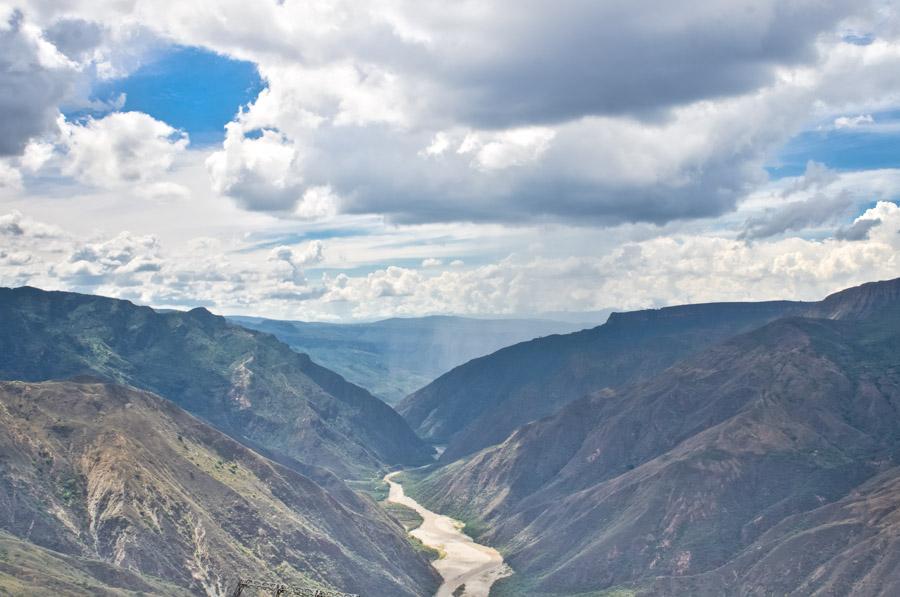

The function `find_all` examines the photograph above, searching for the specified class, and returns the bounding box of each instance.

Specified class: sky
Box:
[2,1,900,321]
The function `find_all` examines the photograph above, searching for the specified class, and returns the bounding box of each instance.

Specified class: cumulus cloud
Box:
[0,210,62,238]
[57,231,162,285]
[11,0,897,227]
[207,124,304,211]
[59,112,188,187]
[457,127,556,171]
[268,240,324,285]
[2,201,899,321]
[0,8,75,156]
[294,185,339,220]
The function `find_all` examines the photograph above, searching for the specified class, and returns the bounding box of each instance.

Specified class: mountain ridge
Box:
[0,285,433,478]
[405,278,900,596]
[399,298,807,462]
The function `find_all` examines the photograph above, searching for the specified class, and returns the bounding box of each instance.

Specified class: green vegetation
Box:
[379,494,441,561]
[407,534,441,562]
[382,502,424,531]
[490,576,637,597]
[346,476,390,502]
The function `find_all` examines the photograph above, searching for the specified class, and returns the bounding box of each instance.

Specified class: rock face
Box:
[0,380,440,596]
[229,315,587,404]
[0,286,433,478]
[398,299,804,462]
[408,278,900,596]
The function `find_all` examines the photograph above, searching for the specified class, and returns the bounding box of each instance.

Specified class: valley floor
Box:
[384,472,512,597]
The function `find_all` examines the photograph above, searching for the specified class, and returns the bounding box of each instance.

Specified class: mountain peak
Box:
[808,277,900,320]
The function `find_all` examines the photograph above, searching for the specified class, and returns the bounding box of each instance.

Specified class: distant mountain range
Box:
[230,315,589,404]
[403,277,900,596]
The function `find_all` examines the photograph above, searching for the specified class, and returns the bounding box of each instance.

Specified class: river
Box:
[384,472,512,597]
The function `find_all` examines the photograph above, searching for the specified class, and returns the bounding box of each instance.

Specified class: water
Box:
[384,472,512,597]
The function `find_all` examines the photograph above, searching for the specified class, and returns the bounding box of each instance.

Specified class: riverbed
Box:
[384,472,511,597]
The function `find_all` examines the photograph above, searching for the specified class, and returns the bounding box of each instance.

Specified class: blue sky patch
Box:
[766,112,900,179]
[83,45,265,146]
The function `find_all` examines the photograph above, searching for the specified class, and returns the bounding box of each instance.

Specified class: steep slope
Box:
[0,530,192,596]
[0,380,440,596]
[644,466,900,597]
[399,300,803,461]
[229,315,587,404]
[0,286,433,478]
[408,279,900,595]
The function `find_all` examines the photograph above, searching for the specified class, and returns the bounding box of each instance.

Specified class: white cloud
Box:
[268,240,324,285]
[59,112,188,187]
[834,113,874,128]
[465,127,557,171]
[0,210,62,238]
[0,160,22,189]
[1,198,899,322]
[6,0,897,227]
[294,185,339,220]
[58,231,162,285]
[206,123,304,212]
[422,132,450,157]
[421,258,442,267]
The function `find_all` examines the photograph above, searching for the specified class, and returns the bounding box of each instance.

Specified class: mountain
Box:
[0,286,433,478]
[404,278,900,596]
[398,300,805,462]
[0,379,440,596]
[229,315,589,404]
